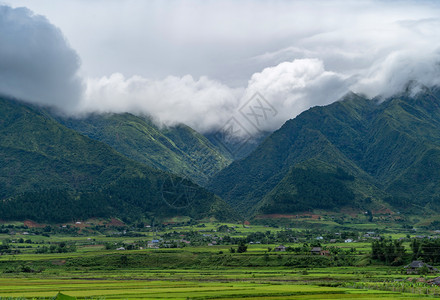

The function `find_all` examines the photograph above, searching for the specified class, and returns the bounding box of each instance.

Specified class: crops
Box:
[1,220,439,299]
[0,277,428,299]
[0,264,436,299]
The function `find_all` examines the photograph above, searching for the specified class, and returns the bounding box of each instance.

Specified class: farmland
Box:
[1,218,440,299]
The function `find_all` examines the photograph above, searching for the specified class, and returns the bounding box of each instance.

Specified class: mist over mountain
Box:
[208,86,440,217]
[3,2,440,138]
[0,96,236,223]
[3,1,440,224]
[55,113,232,186]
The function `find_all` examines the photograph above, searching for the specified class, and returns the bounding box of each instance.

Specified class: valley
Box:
[2,1,440,298]
[1,215,440,299]
[4,88,440,298]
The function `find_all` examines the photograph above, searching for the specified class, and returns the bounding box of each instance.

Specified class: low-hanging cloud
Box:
[80,59,350,135]
[240,59,350,133]
[3,1,440,136]
[0,5,82,109]
[82,73,242,133]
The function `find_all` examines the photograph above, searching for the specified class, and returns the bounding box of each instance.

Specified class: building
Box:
[404,261,438,274]
[428,277,440,286]
[311,247,322,255]
[274,245,287,252]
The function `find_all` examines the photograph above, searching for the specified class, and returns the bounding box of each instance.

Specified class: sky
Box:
[1,0,440,135]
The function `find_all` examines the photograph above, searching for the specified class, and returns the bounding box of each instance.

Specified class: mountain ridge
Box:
[53,112,232,186]
[208,87,440,217]
[0,96,237,223]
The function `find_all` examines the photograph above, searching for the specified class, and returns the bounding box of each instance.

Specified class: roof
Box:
[405,261,436,269]
[409,261,425,268]
[428,277,440,285]
[311,247,322,252]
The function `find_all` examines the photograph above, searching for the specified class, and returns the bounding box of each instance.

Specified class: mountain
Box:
[204,130,271,161]
[56,113,232,186]
[208,87,440,217]
[0,97,236,223]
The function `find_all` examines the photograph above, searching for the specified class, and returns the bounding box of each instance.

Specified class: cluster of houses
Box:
[114,238,192,251]
[273,245,330,256]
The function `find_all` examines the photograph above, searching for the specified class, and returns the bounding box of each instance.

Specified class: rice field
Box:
[0,277,430,299]
[0,219,437,299]
[0,265,436,299]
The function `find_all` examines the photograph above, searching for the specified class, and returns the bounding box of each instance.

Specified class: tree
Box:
[237,242,248,253]
[371,238,405,265]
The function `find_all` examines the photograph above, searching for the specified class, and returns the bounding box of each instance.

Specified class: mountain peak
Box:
[208,87,440,217]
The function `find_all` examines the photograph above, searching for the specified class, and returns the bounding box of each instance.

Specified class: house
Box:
[320,250,330,256]
[428,277,440,286]
[274,245,286,252]
[147,239,160,248]
[344,239,353,243]
[329,239,337,243]
[116,247,125,251]
[311,247,322,255]
[404,261,438,274]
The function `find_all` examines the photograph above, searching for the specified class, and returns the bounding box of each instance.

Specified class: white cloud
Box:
[79,59,349,134]
[241,59,350,132]
[3,1,440,136]
[82,73,242,133]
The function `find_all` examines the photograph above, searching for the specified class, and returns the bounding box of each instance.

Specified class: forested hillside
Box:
[57,113,232,186]
[0,97,236,223]
[209,87,440,217]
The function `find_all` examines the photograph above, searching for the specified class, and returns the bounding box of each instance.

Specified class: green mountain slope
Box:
[204,131,271,161]
[0,97,236,223]
[56,113,232,186]
[208,87,440,217]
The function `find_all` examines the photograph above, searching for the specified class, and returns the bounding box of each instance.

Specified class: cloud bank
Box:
[83,74,241,133]
[0,5,82,110]
[2,1,440,135]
